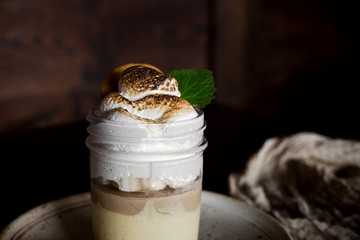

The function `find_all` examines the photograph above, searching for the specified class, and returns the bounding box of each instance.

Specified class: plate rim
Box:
[201,191,292,240]
[0,191,292,240]
[0,192,90,240]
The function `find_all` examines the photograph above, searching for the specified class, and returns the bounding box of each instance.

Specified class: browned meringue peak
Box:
[100,63,163,99]
[97,92,197,123]
[118,65,181,101]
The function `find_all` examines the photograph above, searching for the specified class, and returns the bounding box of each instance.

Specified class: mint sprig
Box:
[169,69,216,108]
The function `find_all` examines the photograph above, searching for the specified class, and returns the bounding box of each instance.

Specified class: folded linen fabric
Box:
[229,132,360,240]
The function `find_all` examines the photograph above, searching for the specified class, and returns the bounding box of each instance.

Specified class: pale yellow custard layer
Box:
[91,182,201,240]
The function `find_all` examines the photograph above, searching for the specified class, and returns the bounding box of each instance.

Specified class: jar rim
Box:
[86,137,208,162]
[86,107,207,161]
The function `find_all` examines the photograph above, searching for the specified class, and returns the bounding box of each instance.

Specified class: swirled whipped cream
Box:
[94,64,197,123]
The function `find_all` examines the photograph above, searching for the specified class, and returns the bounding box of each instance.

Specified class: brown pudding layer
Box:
[91,178,201,215]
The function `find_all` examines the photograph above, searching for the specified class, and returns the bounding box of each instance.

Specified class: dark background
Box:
[1,0,359,231]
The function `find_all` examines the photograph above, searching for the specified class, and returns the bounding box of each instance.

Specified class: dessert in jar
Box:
[86,64,208,240]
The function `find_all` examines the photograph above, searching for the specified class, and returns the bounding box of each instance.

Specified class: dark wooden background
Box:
[0,0,209,132]
[1,0,359,231]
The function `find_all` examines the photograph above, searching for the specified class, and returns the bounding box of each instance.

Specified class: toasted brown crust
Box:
[100,63,163,99]
[121,65,176,92]
[101,92,195,123]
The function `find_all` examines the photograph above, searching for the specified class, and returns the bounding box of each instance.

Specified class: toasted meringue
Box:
[96,92,197,123]
[96,64,197,123]
[118,65,181,101]
[100,63,163,98]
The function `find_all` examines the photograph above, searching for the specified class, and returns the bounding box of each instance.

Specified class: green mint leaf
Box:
[169,69,216,108]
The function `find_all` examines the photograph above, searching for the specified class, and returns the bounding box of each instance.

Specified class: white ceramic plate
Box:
[0,191,291,240]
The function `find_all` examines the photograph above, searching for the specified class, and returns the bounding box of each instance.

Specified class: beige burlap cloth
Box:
[229,132,360,240]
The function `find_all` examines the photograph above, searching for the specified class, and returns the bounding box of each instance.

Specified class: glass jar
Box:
[86,109,207,240]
